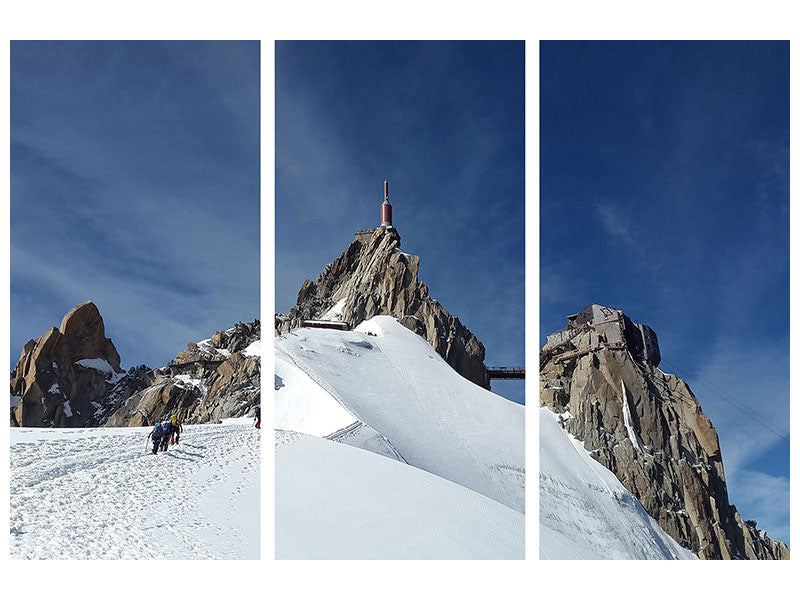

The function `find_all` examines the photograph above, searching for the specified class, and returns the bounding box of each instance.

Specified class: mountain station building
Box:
[545,303,661,367]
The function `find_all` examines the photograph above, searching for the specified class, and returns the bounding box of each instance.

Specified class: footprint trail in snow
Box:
[10,418,259,559]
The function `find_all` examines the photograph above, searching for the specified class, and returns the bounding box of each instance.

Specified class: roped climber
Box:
[148,421,163,455]
[171,414,183,444]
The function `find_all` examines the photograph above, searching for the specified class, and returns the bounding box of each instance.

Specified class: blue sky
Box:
[541,41,789,545]
[276,41,525,405]
[11,41,260,370]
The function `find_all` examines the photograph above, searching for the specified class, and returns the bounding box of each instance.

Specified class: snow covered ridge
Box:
[275,315,524,559]
[539,407,697,560]
[194,338,231,359]
[10,420,259,559]
[242,338,261,357]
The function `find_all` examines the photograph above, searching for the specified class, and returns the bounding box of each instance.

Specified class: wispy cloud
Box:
[11,41,259,370]
[593,201,649,264]
[541,41,789,546]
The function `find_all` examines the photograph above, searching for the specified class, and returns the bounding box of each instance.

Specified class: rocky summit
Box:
[10,302,260,428]
[11,302,128,427]
[104,320,260,427]
[275,227,489,388]
[540,303,789,560]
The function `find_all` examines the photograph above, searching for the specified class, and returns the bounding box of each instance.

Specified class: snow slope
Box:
[275,316,524,559]
[10,419,259,559]
[277,316,524,512]
[539,407,696,560]
[275,351,357,437]
[276,431,524,559]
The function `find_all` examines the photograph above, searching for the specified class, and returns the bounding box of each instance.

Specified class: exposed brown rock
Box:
[103,379,200,427]
[540,316,789,560]
[103,319,260,427]
[10,302,126,427]
[275,227,489,388]
[10,302,260,429]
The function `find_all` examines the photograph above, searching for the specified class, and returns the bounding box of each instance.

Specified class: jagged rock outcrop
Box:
[275,227,489,388]
[89,365,156,425]
[10,302,137,427]
[104,320,260,427]
[10,302,260,428]
[540,309,789,560]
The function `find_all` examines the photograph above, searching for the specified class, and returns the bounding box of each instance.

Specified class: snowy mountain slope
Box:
[275,316,524,513]
[274,350,358,437]
[275,346,405,461]
[539,407,696,560]
[10,418,259,559]
[276,431,524,559]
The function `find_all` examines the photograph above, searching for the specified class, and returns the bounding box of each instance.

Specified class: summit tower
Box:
[381,179,393,228]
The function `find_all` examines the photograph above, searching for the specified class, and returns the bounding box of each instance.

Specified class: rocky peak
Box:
[276,227,489,388]
[540,305,789,560]
[103,318,260,428]
[10,301,125,427]
[60,301,101,336]
[11,302,260,429]
[176,320,261,365]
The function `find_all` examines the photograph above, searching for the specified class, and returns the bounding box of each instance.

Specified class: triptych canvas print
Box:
[7,39,789,563]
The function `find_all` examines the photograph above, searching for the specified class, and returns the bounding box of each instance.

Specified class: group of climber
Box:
[147,414,183,455]
[147,407,260,454]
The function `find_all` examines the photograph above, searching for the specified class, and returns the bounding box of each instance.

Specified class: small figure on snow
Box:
[148,421,163,455]
[160,420,173,452]
[254,405,261,429]
[171,414,182,444]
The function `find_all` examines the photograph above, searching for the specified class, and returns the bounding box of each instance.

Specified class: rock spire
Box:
[275,227,490,389]
[11,301,125,427]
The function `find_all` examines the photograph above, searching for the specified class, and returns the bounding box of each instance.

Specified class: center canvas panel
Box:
[274,40,526,560]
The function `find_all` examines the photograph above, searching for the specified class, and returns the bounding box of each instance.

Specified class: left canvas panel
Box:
[9,40,261,559]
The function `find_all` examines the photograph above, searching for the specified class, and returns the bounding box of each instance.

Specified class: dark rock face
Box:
[10,302,260,428]
[275,228,489,388]
[89,365,157,426]
[103,320,260,427]
[540,318,789,560]
[10,302,127,427]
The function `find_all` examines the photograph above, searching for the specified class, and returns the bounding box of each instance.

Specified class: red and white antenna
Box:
[381,179,393,228]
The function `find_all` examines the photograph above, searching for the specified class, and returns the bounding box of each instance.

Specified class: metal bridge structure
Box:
[486,366,525,380]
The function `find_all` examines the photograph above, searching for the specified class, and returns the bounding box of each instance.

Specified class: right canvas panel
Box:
[539,41,789,559]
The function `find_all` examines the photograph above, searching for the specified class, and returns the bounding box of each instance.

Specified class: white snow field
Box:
[275,315,525,559]
[539,407,696,560]
[10,418,259,559]
[276,431,524,559]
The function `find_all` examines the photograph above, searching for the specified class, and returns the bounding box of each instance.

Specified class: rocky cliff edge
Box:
[11,302,260,428]
[540,319,789,559]
[275,227,489,389]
